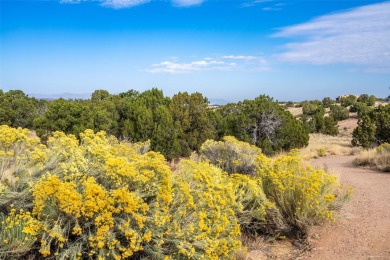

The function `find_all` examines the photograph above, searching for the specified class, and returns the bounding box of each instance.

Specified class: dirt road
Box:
[304,156,390,259]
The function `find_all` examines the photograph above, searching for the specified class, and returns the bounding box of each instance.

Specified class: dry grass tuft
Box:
[287,107,303,117]
[298,134,361,160]
[354,144,390,172]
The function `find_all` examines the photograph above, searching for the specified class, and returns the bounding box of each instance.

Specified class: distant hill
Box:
[209,98,230,106]
[29,93,90,100]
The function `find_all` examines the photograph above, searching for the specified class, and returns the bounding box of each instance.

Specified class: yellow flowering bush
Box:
[0,125,48,212]
[195,136,262,175]
[0,126,243,259]
[255,150,351,235]
[152,160,241,259]
[0,209,40,258]
[0,125,350,257]
[229,174,286,234]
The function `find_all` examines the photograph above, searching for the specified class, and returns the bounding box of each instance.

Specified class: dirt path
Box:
[303,155,390,260]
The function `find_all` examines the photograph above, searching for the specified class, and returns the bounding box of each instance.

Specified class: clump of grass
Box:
[354,143,390,172]
[300,134,361,160]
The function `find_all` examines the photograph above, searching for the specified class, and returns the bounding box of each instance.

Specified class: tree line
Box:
[0,89,310,158]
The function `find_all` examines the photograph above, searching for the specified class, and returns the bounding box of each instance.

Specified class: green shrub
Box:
[322,97,335,108]
[330,105,349,121]
[357,94,376,106]
[337,95,357,107]
[352,105,390,148]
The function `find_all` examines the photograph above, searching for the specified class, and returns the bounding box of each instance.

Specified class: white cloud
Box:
[60,0,83,3]
[60,0,150,8]
[61,0,203,8]
[146,55,269,73]
[241,0,272,8]
[274,2,390,72]
[146,59,231,74]
[172,0,204,7]
[262,6,281,11]
[222,55,256,60]
[101,0,150,8]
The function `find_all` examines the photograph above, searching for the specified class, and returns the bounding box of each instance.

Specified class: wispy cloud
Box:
[241,0,283,11]
[60,0,150,8]
[172,0,204,7]
[241,0,272,8]
[145,55,268,74]
[262,6,281,11]
[274,2,390,73]
[101,0,151,8]
[60,0,202,8]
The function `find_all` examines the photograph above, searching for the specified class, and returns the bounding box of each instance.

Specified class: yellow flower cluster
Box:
[256,151,348,229]
[0,208,40,254]
[159,160,242,259]
[1,127,240,258]
[0,125,47,185]
[0,125,30,149]
[229,173,283,233]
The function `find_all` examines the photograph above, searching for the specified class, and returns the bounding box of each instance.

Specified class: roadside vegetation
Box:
[1,90,389,259]
[354,143,390,172]
[0,126,350,259]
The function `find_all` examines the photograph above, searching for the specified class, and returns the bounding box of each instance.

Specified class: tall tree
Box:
[170,92,214,156]
[0,90,38,128]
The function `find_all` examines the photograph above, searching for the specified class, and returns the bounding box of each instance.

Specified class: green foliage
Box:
[337,95,357,107]
[357,94,376,106]
[33,98,93,139]
[217,95,309,155]
[374,104,390,144]
[302,102,324,116]
[322,97,335,108]
[352,115,376,148]
[322,116,339,136]
[169,92,214,157]
[301,104,338,136]
[352,104,390,148]
[330,105,349,121]
[0,90,39,129]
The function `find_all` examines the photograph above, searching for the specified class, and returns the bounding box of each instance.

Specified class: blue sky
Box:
[0,0,389,102]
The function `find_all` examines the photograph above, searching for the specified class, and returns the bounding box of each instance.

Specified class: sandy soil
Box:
[303,156,390,260]
[337,117,358,137]
[247,155,390,260]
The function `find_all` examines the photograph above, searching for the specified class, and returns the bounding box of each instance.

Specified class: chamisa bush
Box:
[0,125,241,259]
[0,126,350,259]
[256,150,351,235]
[195,136,350,237]
[194,136,262,175]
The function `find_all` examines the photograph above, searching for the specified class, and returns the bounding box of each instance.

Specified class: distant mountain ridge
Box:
[209,98,230,106]
[29,93,90,100]
[29,92,230,105]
